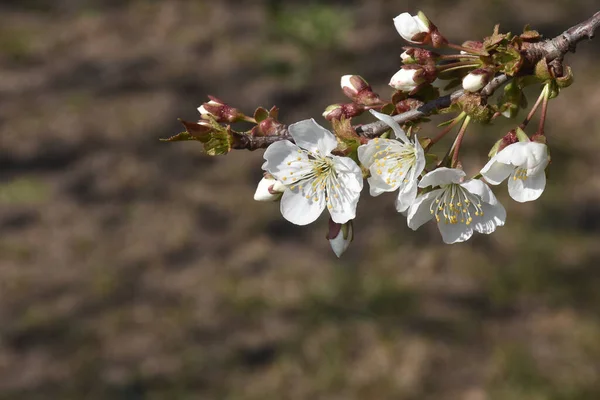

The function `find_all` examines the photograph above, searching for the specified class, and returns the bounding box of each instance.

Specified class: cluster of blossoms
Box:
[167,10,581,257]
[255,108,548,251]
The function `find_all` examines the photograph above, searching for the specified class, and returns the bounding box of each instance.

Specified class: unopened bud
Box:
[341,75,370,97]
[179,119,213,142]
[251,117,285,137]
[389,65,435,93]
[326,219,353,258]
[340,75,382,106]
[322,103,365,121]
[395,98,425,114]
[462,69,493,92]
[198,96,245,123]
[394,12,431,44]
[400,47,440,64]
[254,175,286,202]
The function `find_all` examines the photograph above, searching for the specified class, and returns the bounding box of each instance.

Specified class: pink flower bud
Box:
[322,103,365,121]
[198,96,245,123]
[401,47,440,64]
[340,75,370,97]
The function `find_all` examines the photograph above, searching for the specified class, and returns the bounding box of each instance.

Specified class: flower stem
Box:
[537,84,550,135]
[437,61,481,72]
[429,112,466,147]
[518,84,548,130]
[439,54,481,61]
[450,116,471,168]
[446,43,487,56]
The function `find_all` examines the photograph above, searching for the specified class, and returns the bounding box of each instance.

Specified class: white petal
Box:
[473,201,506,234]
[331,156,364,193]
[494,142,529,166]
[358,138,396,167]
[460,179,498,206]
[480,159,514,185]
[288,119,338,156]
[326,181,361,225]
[368,110,410,143]
[395,179,418,212]
[524,143,549,175]
[367,174,390,196]
[280,183,325,225]
[340,75,353,90]
[407,189,441,230]
[437,221,474,244]
[357,143,376,168]
[262,140,312,184]
[508,173,546,202]
[412,135,426,176]
[418,167,465,188]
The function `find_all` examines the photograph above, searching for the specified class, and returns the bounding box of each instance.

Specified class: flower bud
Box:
[322,103,365,121]
[462,69,493,92]
[401,47,440,64]
[340,75,382,106]
[198,96,245,123]
[341,75,370,97]
[389,65,435,93]
[326,219,353,258]
[254,175,286,202]
[179,119,213,142]
[394,12,430,44]
[395,98,425,114]
[250,117,285,137]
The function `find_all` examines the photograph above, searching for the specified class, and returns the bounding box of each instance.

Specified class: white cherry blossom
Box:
[407,168,506,243]
[480,141,549,203]
[394,12,430,44]
[358,110,426,212]
[262,119,363,225]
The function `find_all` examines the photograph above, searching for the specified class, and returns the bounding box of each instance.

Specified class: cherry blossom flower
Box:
[262,119,363,225]
[407,168,506,243]
[480,141,549,202]
[358,110,426,212]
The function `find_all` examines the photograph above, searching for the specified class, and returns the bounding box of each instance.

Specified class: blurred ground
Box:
[1,0,600,399]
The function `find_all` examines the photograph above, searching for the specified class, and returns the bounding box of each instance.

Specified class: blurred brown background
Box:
[1,1,600,399]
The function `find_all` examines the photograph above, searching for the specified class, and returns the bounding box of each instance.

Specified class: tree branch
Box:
[233,11,599,149]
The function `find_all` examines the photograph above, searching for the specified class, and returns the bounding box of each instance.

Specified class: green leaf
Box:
[493,45,523,76]
[254,107,269,123]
